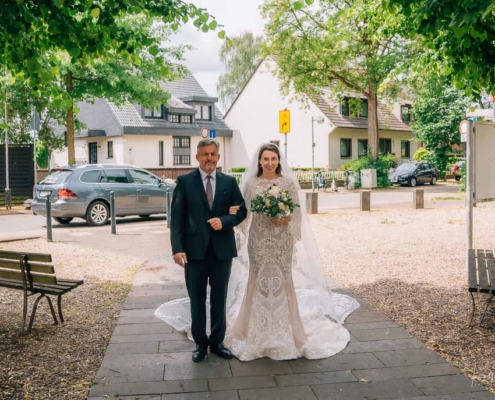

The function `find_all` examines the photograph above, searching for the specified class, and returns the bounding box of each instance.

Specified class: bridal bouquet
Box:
[251,184,300,218]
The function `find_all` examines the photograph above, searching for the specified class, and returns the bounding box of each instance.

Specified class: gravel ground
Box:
[312,202,495,395]
[0,201,494,398]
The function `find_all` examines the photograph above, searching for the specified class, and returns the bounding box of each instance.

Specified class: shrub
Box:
[413,147,431,161]
[231,167,246,173]
[342,154,396,188]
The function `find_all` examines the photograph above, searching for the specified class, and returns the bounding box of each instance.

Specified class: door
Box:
[129,168,166,215]
[99,168,136,215]
[89,142,98,164]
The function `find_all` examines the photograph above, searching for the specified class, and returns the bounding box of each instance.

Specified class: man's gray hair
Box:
[197,139,220,151]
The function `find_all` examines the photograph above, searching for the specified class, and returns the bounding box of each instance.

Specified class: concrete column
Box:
[360,190,371,211]
[306,192,318,214]
[413,189,424,209]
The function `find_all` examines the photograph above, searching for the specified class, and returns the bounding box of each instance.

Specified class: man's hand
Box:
[173,252,188,268]
[229,205,240,215]
[207,217,223,231]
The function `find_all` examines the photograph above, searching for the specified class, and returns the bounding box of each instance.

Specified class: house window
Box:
[181,115,192,124]
[173,137,190,148]
[340,138,352,158]
[173,155,190,165]
[195,104,212,121]
[107,141,113,158]
[401,140,411,158]
[168,114,179,123]
[358,139,368,158]
[401,105,412,122]
[379,138,392,155]
[173,136,190,165]
[341,97,368,118]
[158,141,164,166]
[144,106,162,118]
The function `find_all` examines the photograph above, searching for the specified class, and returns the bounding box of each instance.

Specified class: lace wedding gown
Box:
[223,176,357,361]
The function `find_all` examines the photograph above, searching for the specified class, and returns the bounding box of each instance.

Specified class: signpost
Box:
[279,109,290,158]
[459,119,468,142]
[209,129,216,139]
[200,127,208,139]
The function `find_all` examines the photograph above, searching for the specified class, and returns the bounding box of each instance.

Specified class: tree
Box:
[385,0,495,94]
[262,0,416,157]
[217,32,263,111]
[410,76,470,177]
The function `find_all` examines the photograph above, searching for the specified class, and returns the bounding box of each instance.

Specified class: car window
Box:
[396,163,417,172]
[100,169,129,183]
[39,170,73,184]
[129,169,160,185]
[80,170,100,183]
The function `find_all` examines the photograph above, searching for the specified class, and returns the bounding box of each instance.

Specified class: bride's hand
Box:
[272,215,291,227]
[229,205,240,215]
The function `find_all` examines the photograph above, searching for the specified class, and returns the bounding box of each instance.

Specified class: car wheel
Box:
[54,217,73,224]
[410,177,417,187]
[430,176,437,185]
[86,201,109,226]
[139,215,151,218]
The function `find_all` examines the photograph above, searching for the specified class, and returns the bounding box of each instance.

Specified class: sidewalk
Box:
[76,224,494,400]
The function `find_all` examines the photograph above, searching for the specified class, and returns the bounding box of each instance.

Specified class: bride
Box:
[155,143,360,361]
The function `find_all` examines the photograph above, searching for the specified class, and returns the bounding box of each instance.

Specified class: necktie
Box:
[206,175,213,209]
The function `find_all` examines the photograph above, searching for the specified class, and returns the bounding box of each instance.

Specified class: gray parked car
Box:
[31,164,175,226]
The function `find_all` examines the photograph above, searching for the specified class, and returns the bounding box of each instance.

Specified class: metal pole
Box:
[284,133,288,160]
[32,107,37,187]
[466,119,474,266]
[110,191,116,234]
[166,188,172,228]
[45,194,52,242]
[4,102,11,209]
[311,118,315,192]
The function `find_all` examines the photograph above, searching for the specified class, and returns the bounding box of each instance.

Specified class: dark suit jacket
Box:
[170,169,247,261]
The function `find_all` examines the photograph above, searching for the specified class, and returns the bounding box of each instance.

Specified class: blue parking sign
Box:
[209,129,216,139]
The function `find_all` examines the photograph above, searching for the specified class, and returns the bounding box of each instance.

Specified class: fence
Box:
[0,145,35,206]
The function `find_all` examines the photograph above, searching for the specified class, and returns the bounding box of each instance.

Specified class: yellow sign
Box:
[279,109,290,133]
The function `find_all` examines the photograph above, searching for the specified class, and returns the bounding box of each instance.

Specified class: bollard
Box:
[45,194,52,242]
[110,191,116,234]
[413,189,424,209]
[5,188,12,210]
[166,188,172,228]
[360,190,371,211]
[305,192,318,214]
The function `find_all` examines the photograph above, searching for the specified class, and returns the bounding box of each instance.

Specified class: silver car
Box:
[31,164,175,226]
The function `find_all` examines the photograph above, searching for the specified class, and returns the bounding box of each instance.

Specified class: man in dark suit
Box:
[170,139,247,362]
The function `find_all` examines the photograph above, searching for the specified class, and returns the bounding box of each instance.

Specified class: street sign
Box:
[279,109,290,133]
[466,108,495,118]
[459,120,469,142]
[200,127,208,139]
[209,129,216,139]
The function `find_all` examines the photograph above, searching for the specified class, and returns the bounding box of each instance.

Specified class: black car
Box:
[388,161,438,187]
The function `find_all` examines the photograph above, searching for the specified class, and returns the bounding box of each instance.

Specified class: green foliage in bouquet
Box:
[251,184,300,218]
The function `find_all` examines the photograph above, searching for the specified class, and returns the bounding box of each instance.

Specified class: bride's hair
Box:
[256,143,283,177]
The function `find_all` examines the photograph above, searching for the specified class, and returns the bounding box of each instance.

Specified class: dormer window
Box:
[144,106,162,118]
[341,97,368,118]
[168,114,192,124]
[195,104,212,121]
[401,104,412,122]
[169,114,179,123]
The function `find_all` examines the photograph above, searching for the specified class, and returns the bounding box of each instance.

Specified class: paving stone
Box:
[113,323,174,335]
[239,386,317,400]
[209,376,276,391]
[105,342,160,356]
[124,302,166,310]
[229,358,292,377]
[342,338,425,354]
[345,320,400,331]
[275,370,357,386]
[353,363,461,381]
[311,378,424,399]
[88,396,161,400]
[160,340,196,353]
[351,327,413,341]
[410,375,488,395]
[289,353,384,374]
[164,360,232,380]
[170,294,187,300]
[162,391,239,400]
[373,348,447,367]
[89,379,207,397]
[125,294,172,303]
[110,333,186,343]
[119,308,157,317]
[117,315,164,325]
[389,393,495,400]
[345,310,391,323]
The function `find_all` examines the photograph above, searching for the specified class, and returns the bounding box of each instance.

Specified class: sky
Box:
[170,0,265,98]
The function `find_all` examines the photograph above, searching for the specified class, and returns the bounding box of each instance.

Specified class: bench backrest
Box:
[0,250,57,289]
[468,249,495,293]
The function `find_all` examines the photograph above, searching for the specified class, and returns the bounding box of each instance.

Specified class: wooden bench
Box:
[468,249,495,326]
[0,250,84,335]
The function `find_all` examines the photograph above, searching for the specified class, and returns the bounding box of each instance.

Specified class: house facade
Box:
[51,70,232,177]
[224,59,417,171]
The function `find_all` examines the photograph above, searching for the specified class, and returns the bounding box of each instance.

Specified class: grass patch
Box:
[432,196,462,201]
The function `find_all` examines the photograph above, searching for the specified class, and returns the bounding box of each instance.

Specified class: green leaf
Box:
[0,123,8,130]
[53,0,64,7]
[182,15,189,23]
[293,1,303,10]
[304,0,314,4]
[148,45,159,56]
[171,22,179,31]
[90,8,100,18]
[218,30,226,39]
[68,46,81,58]
[209,20,218,30]
[201,24,209,33]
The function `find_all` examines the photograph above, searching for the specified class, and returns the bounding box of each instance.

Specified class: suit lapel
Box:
[194,169,210,211]
[211,171,223,211]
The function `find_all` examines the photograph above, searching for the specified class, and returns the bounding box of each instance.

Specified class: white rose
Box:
[265,200,271,207]
[278,202,285,209]
[268,186,281,196]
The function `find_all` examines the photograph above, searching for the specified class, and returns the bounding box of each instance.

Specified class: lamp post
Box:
[311,116,325,192]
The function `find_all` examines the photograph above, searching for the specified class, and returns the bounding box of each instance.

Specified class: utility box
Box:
[360,169,377,189]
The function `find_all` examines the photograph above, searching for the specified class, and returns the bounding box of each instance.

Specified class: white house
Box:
[51,69,231,178]
[224,59,417,171]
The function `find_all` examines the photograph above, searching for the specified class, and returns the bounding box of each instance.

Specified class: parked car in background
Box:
[451,159,465,181]
[388,161,438,187]
[31,164,176,226]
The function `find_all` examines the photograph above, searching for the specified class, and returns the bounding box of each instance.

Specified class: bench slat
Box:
[0,268,57,285]
[468,249,478,292]
[0,278,71,296]
[0,259,55,274]
[486,250,495,294]
[0,250,52,263]
[477,249,491,293]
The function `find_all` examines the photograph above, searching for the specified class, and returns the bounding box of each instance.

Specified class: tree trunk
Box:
[368,82,379,158]
[66,70,75,165]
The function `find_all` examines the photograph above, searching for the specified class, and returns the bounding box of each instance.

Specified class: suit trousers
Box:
[185,242,232,345]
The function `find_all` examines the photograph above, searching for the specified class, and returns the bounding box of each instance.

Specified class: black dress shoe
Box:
[192,344,208,362]
[209,343,233,359]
